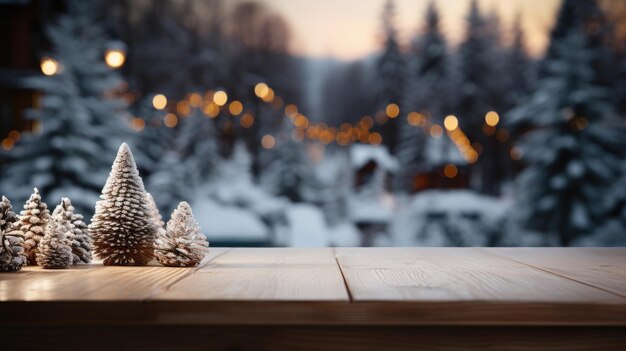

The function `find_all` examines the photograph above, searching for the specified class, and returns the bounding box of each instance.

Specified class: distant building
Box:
[348,144,398,246]
[410,136,470,193]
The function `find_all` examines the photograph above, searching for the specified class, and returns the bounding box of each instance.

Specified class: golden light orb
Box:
[485,111,500,127]
[152,94,167,110]
[444,115,459,131]
[40,57,59,76]
[254,82,269,98]
[164,113,178,128]
[229,100,244,115]
[213,90,228,106]
[105,49,126,68]
[443,164,458,178]
[261,134,276,149]
[385,103,400,118]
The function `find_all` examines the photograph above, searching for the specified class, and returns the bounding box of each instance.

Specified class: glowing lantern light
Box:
[385,103,400,118]
[213,90,228,106]
[164,113,178,128]
[229,101,244,115]
[255,83,269,98]
[105,49,126,68]
[131,118,145,132]
[285,104,298,118]
[368,132,383,145]
[261,135,276,149]
[485,111,500,127]
[1,138,14,151]
[444,164,458,178]
[152,94,167,110]
[40,57,60,76]
[188,92,203,108]
[240,113,254,128]
[444,115,459,131]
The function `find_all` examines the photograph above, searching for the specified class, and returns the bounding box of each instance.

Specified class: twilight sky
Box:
[260,0,561,60]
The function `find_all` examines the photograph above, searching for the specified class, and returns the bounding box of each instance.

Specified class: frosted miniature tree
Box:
[155,202,209,267]
[89,143,157,265]
[36,214,73,269]
[19,188,51,265]
[0,196,27,272]
[146,193,165,230]
[52,198,91,264]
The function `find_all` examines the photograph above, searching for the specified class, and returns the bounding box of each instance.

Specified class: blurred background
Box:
[1,0,625,247]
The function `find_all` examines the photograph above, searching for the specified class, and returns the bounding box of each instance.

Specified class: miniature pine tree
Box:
[155,202,209,267]
[89,143,157,265]
[53,198,91,264]
[0,196,27,272]
[19,188,51,265]
[146,193,165,229]
[36,214,73,269]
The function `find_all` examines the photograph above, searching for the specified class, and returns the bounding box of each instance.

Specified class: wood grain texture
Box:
[485,248,626,298]
[335,248,625,303]
[2,325,626,351]
[0,248,228,301]
[154,248,349,301]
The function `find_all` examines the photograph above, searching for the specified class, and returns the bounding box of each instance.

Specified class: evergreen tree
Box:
[503,15,534,109]
[18,188,51,265]
[509,33,626,245]
[155,201,209,267]
[36,211,73,269]
[146,192,166,230]
[260,126,313,202]
[398,2,449,192]
[0,196,27,272]
[0,0,130,215]
[148,150,189,215]
[89,143,157,265]
[52,198,91,265]
[132,97,173,178]
[178,108,221,186]
[376,0,405,152]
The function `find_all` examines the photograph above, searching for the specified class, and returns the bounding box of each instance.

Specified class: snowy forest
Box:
[1,0,626,248]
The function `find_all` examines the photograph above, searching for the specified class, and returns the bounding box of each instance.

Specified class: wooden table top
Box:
[1,247,625,326]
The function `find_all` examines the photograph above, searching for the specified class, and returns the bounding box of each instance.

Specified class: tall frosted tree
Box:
[509,33,626,246]
[376,0,405,153]
[0,0,130,215]
[89,143,157,265]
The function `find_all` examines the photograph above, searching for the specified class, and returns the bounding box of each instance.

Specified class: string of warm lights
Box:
[3,49,516,167]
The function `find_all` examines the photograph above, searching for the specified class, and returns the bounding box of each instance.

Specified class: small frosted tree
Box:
[146,192,165,230]
[155,201,209,267]
[0,196,27,272]
[36,213,73,269]
[89,143,157,265]
[18,188,51,265]
[52,198,91,265]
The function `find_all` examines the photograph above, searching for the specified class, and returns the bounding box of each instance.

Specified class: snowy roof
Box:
[349,144,398,171]
[425,135,465,166]
[191,199,269,242]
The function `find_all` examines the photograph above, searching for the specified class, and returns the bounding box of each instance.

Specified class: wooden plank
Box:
[2,325,626,351]
[335,248,625,302]
[0,248,228,301]
[485,248,626,298]
[154,248,349,301]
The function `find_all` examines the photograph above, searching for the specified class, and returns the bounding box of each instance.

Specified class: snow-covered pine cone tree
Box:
[52,198,91,264]
[36,213,73,269]
[19,188,51,265]
[89,143,157,265]
[146,192,165,230]
[0,196,27,272]
[155,201,209,267]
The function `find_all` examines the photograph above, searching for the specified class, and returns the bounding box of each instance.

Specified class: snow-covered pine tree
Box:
[397,2,449,192]
[503,15,534,109]
[155,201,209,267]
[89,143,157,265]
[509,33,626,246]
[146,192,165,230]
[0,0,130,215]
[18,188,51,265]
[0,196,27,272]
[147,108,221,214]
[260,126,314,202]
[36,211,73,269]
[376,0,405,153]
[52,198,91,265]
